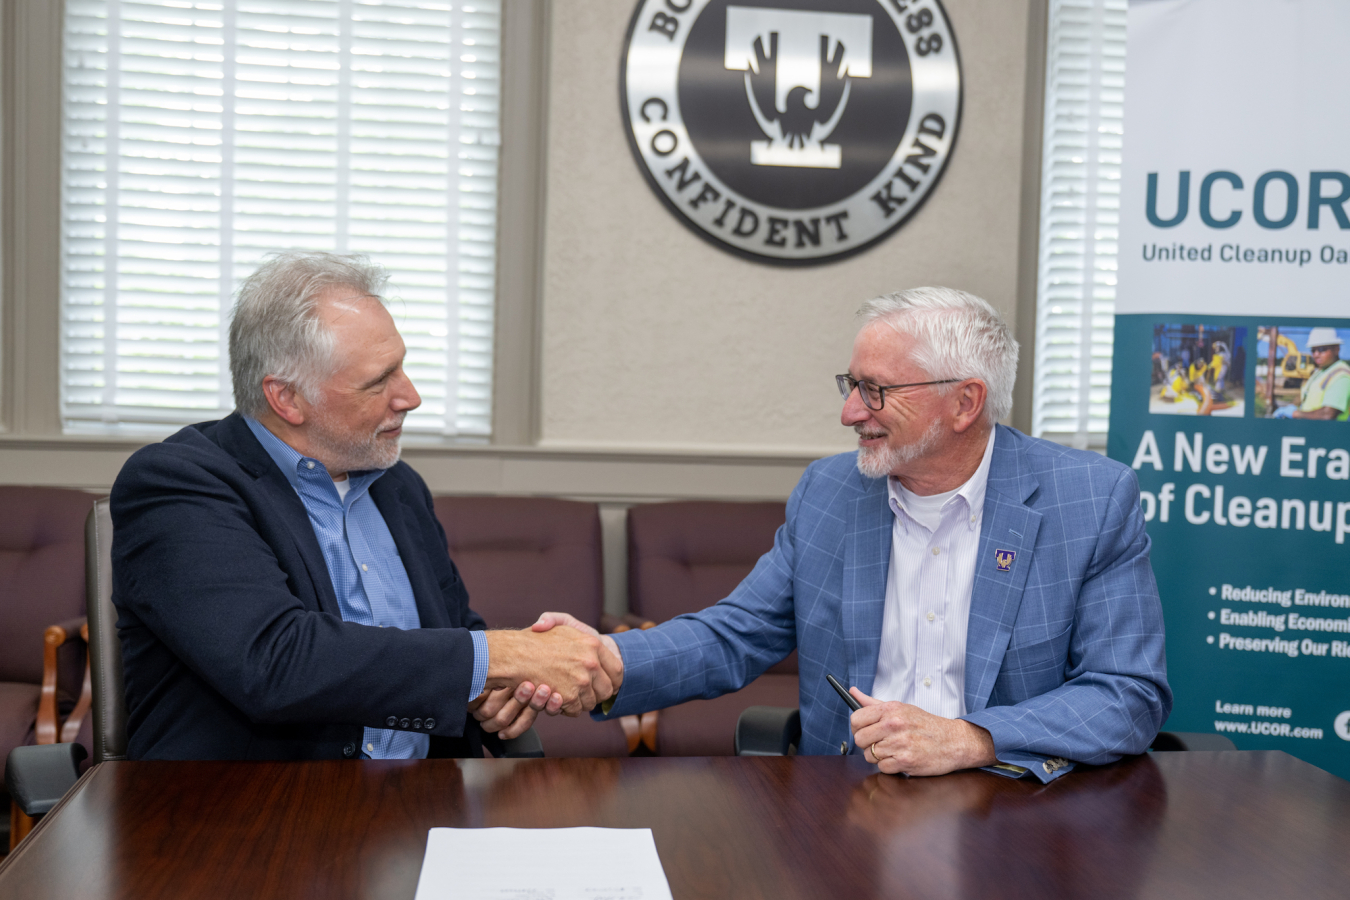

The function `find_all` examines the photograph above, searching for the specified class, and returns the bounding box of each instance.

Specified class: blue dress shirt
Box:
[245,418,488,759]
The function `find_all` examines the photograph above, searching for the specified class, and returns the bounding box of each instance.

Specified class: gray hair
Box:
[228,251,389,417]
[857,287,1019,423]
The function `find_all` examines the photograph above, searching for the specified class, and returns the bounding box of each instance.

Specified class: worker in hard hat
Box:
[1273,327,1350,419]
[1188,354,1208,387]
[1209,341,1231,394]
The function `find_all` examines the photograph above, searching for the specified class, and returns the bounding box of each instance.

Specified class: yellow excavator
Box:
[1259,328,1316,386]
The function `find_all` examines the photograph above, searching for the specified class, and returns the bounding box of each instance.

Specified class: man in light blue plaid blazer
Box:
[557,288,1169,782]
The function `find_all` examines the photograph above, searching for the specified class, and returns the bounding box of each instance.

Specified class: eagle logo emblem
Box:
[994,549,1017,572]
[621,0,962,264]
[723,8,873,169]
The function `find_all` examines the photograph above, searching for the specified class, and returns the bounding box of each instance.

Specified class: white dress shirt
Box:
[872,428,997,717]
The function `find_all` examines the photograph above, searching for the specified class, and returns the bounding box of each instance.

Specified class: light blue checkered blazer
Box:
[604,425,1172,776]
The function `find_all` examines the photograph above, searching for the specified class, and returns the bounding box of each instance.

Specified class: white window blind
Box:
[1032,0,1126,448]
[61,0,500,436]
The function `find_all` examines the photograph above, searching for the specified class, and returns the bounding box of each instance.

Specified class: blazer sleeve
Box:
[113,444,481,737]
[596,467,811,719]
[963,464,1173,780]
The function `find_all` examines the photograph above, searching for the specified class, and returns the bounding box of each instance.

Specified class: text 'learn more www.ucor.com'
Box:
[1214,720,1324,739]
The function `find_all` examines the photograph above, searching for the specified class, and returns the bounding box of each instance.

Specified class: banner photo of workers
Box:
[1150,324,1246,417]
[1256,326,1350,420]
[1109,0,1350,779]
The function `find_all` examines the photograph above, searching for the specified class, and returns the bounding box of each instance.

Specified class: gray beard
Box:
[855,418,943,479]
[307,411,404,474]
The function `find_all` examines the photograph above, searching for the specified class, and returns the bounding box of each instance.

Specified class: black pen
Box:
[826,673,862,711]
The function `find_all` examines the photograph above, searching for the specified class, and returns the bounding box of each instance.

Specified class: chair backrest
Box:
[627,500,794,673]
[0,486,96,688]
[86,499,127,764]
[432,496,604,629]
[627,500,786,620]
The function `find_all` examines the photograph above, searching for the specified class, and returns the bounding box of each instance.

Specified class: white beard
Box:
[306,408,406,473]
[854,418,943,479]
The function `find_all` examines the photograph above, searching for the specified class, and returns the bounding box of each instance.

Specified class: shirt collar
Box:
[887,427,998,532]
[244,416,384,506]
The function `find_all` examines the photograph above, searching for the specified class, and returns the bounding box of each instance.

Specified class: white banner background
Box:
[1117,0,1350,317]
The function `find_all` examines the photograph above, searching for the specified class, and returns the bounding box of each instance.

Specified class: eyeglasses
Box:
[836,374,959,411]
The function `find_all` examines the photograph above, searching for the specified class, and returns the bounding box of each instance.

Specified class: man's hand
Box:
[469,680,564,739]
[531,612,624,690]
[484,625,623,716]
[849,688,997,777]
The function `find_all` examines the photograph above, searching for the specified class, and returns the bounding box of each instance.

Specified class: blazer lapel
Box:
[842,473,891,696]
[964,426,1042,713]
[215,414,342,617]
[370,474,451,629]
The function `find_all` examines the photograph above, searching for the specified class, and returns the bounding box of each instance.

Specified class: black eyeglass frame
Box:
[835,374,960,411]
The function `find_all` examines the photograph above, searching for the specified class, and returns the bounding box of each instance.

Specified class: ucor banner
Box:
[1111,0,1350,778]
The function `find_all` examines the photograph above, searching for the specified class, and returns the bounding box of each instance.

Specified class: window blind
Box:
[1031,0,1126,448]
[61,0,500,436]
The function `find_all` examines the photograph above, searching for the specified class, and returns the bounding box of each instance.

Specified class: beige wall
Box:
[0,0,1045,499]
[0,0,1047,614]
[538,0,1040,456]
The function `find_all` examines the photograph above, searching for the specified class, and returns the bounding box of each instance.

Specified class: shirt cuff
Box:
[468,629,489,702]
[981,752,1076,783]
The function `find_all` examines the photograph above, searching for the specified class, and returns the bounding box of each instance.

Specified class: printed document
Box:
[413,827,674,900]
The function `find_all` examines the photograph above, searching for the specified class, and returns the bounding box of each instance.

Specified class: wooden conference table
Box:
[1,751,1347,899]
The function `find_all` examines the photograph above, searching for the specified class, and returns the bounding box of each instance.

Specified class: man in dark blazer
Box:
[112,251,619,761]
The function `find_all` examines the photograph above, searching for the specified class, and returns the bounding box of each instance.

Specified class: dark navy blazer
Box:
[111,412,499,760]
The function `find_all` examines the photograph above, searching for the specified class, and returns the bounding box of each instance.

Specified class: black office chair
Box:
[735,706,800,756]
[4,501,114,823]
[732,705,1238,757]
[86,499,125,766]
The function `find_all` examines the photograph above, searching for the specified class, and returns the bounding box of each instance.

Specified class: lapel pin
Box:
[994,549,1017,572]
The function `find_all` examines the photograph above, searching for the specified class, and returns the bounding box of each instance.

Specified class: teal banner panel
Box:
[1109,314,1350,779]
[1111,0,1350,778]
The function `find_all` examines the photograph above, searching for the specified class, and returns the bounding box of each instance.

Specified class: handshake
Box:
[471,613,622,739]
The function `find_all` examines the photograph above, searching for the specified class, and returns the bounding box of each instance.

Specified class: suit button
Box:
[400,718,411,728]
[385,716,397,727]
[342,742,356,758]
[413,718,423,729]
[424,718,435,729]
[840,741,848,756]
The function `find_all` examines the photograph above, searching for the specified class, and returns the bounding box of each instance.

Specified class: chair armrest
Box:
[1150,731,1238,751]
[735,706,801,757]
[38,616,89,745]
[500,727,545,758]
[600,613,657,634]
[5,742,89,816]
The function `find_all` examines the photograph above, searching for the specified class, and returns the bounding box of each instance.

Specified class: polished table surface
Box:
[2,751,1348,899]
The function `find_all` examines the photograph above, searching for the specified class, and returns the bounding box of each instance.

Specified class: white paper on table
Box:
[413,827,675,900]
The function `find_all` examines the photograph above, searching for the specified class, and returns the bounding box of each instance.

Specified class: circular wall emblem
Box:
[622,0,961,265]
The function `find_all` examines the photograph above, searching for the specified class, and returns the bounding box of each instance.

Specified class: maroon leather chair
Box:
[627,500,798,756]
[0,487,96,847]
[432,496,631,757]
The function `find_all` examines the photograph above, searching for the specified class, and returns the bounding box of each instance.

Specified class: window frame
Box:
[1029,0,1126,450]
[1,0,547,447]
